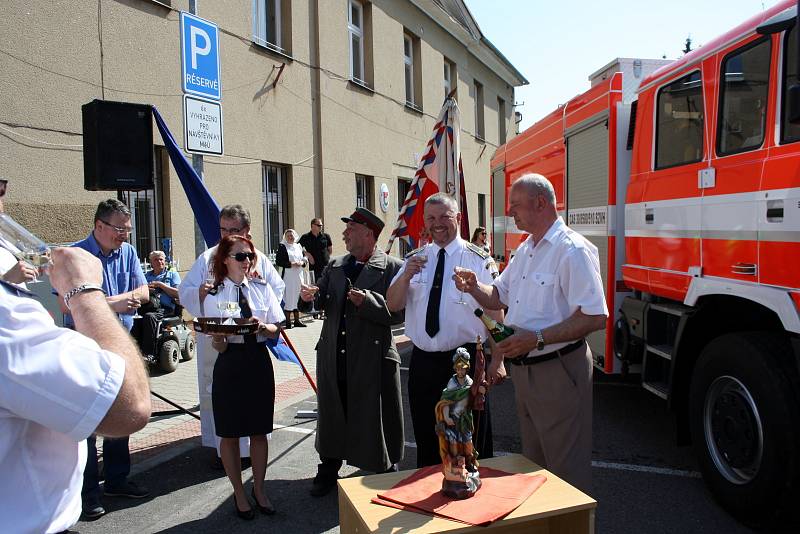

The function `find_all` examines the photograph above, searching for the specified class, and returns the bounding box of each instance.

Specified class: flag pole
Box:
[279,329,318,394]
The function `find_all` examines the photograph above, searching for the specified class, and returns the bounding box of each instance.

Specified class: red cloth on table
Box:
[371,464,547,526]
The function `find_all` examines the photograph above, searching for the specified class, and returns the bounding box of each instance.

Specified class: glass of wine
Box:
[131,286,143,319]
[216,284,240,324]
[0,213,50,284]
[453,250,469,306]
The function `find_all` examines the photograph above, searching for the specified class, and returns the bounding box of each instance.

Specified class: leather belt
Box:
[508,339,585,366]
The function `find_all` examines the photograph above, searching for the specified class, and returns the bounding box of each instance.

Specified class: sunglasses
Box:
[0,180,7,198]
[229,252,256,262]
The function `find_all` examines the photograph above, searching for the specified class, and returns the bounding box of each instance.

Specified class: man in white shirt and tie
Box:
[387,192,503,468]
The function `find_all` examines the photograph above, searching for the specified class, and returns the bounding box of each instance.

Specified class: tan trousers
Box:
[511,343,593,493]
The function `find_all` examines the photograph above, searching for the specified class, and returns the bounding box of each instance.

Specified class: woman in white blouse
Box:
[206,235,284,519]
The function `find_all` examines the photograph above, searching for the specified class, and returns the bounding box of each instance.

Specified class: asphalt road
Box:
[77,353,767,533]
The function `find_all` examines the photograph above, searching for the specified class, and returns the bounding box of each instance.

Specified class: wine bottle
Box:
[474,308,514,342]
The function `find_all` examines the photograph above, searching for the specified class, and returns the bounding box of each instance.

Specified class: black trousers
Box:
[408,344,494,468]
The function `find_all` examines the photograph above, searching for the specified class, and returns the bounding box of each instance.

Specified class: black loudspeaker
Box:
[82,100,154,191]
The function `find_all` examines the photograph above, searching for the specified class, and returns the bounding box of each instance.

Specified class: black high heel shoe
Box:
[251,488,276,515]
[234,496,255,520]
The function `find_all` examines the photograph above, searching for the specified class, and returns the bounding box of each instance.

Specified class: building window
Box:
[497,97,506,145]
[655,71,704,169]
[404,31,422,109]
[118,146,167,264]
[444,58,456,98]
[348,0,365,83]
[262,163,289,255]
[478,193,486,228]
[473,80,485,140]
[253,0,291,54]
[356,174,374,210]
[717,37,770,155]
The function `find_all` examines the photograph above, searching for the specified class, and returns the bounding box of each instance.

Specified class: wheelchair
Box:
[133,300,196,373]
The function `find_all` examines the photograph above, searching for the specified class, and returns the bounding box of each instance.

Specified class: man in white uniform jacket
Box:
[179,205,284,460]
[0,246,151,533]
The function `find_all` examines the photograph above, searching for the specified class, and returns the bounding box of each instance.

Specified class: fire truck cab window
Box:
[718,37,771,155]
[655,71,704,169]
[782,26,800,143]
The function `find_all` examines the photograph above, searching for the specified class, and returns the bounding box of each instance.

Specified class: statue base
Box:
[441,470,481,499]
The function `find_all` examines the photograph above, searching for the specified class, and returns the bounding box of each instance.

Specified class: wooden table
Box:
[338,454,596,533]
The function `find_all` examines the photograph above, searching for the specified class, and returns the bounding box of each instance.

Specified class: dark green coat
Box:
[314,249,404,471]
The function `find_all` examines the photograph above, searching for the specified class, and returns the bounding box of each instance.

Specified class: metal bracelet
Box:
[63,283,106,310]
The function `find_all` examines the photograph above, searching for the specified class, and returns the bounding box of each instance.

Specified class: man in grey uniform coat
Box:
[301,207,404,496]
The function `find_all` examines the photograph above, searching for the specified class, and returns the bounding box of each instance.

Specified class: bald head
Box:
[511,174,556,205]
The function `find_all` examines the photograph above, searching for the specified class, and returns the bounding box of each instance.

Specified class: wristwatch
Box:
[63,283,106,310]
[535,329,545,351]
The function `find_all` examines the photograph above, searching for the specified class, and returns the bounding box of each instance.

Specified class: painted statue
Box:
[434,338,488,499]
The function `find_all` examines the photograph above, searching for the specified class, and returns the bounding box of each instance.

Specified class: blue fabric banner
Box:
[152,107,221,248]
[265,336,301,365]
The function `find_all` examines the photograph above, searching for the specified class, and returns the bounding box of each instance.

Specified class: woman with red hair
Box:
[205,235,283,519]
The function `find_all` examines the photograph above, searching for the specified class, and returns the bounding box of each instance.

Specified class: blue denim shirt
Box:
[145,269,181,312]
[64,232,146,331]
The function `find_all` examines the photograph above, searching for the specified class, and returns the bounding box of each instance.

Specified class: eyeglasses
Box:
[229,252,255,262]
[220,226,243,234]
[0,180,7,198]
[100,219,133,234]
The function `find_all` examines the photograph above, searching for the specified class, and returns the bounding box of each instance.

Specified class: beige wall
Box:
[0,0,522,273]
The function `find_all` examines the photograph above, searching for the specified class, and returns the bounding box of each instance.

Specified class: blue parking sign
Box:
[180,12,221,100]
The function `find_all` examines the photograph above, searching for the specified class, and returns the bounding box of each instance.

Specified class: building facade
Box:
[0,0,526,271]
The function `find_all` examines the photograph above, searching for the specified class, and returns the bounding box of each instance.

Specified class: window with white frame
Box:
[474,79,485,139]
[404,34,414,105]
[497,97,506,144]
[262,163,289,255]
[444,58,456,98]
[356,174,374,210]
[253,0,286,53]
[348,0,365,83]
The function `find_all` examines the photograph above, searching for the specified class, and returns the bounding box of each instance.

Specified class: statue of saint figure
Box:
[434,338,487,499]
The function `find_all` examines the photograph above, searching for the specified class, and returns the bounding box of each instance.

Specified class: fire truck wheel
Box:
[689,332,800,525]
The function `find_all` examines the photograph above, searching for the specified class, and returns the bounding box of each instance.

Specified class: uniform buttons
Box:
[341,331,345,336]
[340,349,345,354]
[374,340,379,345]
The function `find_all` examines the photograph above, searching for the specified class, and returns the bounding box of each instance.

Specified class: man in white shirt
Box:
[0,246,151,533]
[456,174,607,492]
[387,193,504,468]
[0,178,38,287]
[178,204,284,465]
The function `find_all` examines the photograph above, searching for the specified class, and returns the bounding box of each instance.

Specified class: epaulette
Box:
[404,246,426,259]
[466,242,491,259]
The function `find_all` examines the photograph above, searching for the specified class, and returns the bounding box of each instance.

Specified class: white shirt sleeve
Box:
[0,292,125,441]
[179,250,211,317]
[492,253,518,306]
[256,252,285,303]
[560,245,609,317]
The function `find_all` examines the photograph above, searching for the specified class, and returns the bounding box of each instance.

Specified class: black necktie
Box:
[425,248,446,337]
[237,285,257,344]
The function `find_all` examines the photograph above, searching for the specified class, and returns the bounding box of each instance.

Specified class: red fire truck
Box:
[490,0,800,522]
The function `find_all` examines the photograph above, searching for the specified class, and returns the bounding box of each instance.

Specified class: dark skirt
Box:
[212,342,275,438]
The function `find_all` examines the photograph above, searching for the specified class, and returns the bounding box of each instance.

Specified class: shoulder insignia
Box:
[466,242,491,259]
[404,246,426,259]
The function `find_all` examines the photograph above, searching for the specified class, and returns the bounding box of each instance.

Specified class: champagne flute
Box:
[412,253,428,284]
[305,268,318,315]
[131,286,143,319]
[0,213,50,284]
[453,250,469,306]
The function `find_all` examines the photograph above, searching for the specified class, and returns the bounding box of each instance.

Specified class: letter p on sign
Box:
[180,12,221,100]
[190,26,211,69]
